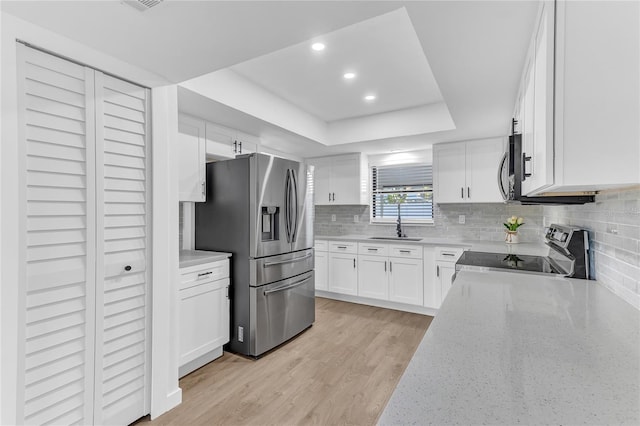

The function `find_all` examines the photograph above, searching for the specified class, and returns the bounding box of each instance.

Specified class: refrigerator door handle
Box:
[290,169,299,243]
[284,169,291,243]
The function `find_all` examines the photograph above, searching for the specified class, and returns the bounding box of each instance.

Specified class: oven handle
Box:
[263,252,312,268]
[263,276,311,296]
[498,151,509,201]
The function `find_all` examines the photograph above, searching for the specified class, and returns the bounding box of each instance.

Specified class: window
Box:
[371,164,434,223]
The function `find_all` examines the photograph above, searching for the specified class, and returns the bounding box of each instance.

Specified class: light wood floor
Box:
[141,297,432,425]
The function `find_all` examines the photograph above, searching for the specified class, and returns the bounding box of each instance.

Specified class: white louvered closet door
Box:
[93,72,150,426]
[16,44,150,426]
[18,44,97,426]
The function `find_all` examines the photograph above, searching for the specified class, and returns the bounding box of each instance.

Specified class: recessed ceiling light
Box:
[364,94,376,101]
[311,42,325,51]
[343,72,356,79]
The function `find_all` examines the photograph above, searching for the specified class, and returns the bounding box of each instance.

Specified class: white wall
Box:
[1,11,180,423]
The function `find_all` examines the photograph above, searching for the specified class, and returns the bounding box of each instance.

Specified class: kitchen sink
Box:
[369,237,423,241]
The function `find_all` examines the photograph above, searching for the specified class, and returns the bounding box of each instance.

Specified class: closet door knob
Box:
[124,265,132,271]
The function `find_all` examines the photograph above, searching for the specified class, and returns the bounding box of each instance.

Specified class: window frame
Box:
[369,163,434,225]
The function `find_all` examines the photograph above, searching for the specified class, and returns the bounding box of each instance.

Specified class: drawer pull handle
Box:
[337,246,347,249]
[399,250,411,254]
[367,248,378,251]
[124,265,132,272]
[198,271,213,277]
[442,253,456,257]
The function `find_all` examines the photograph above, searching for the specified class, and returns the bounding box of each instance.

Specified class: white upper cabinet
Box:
[178,114,206,202]
[205,122,258,161]
[433,138,505,204]
[307,153,368,205]
[178,114,262,202]
[433,142,466,203]
[517,0,640,195]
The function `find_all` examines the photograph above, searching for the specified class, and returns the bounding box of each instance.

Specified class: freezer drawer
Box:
[252,271,315,356]
[250,248,314,287]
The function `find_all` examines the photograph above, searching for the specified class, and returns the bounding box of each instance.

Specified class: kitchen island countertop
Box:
[379,270,640,425]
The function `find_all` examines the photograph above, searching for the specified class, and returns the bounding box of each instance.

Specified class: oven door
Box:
[252,271,315,356]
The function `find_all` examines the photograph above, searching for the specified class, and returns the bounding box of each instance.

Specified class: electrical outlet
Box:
[354,215,359,223]
[238,326,244,342]
[458,215,465,224]
[331,214,336,222]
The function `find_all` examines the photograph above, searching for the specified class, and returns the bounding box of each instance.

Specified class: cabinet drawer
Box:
[329,241,357,254]
[358,242,389,256]
[435,246,465,262]
[180,260,229,290]
[389,244,423,259]
[315,240,328,252]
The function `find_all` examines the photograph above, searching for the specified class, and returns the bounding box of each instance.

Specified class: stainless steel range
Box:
[455,224,591,279]
[195,153,315,357]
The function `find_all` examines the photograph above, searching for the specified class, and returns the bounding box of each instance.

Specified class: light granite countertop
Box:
[179,250,232,269]
[378,270,640,425]
[315,234,549,257]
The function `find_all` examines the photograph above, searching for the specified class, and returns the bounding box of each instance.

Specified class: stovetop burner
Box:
[456,251,565,275]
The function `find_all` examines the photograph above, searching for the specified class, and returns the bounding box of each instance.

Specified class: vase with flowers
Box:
[504,216,524,243]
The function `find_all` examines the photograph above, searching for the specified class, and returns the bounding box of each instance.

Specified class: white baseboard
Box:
[151,387,182,420]
[179,346,224,378]
[315,290,439,317]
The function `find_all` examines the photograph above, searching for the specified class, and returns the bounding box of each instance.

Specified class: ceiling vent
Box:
[122,0,163,12]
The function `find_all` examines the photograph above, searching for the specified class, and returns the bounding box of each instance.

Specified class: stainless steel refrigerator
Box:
[195,153,315,357]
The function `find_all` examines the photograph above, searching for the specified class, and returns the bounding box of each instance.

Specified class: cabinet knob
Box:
[124,265,132,272]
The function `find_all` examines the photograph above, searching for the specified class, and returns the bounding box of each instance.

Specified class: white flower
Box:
[517,217,524,225]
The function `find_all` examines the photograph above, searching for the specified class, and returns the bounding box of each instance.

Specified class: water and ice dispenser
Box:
[261,206,279,241]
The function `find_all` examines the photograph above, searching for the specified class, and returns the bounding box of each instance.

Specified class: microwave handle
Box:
[497,151,509,201]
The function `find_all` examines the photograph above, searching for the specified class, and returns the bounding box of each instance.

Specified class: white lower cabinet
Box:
[328,252,358,295]
[356,243,423,306]
[433,246,465,308]
[436,263,457,302]
[314,241,328,291]
[316,239,459,313]
[358,255,389,300]
[179,259,230,377]
[389,257,423,306]
[423,247,439,308]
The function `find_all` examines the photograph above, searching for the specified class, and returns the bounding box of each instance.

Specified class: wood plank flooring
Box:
[141,297,432,425]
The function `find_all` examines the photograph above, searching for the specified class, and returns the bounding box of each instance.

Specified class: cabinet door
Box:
[315,251,328,291]
[312,161,332,205]
[178,115,206,201]
[328,253,358,295]
[205,122,235,161]
[331,155,360,204]
[523,3,554,195]
[423,247,439,309]
[235,132,259,155]
[357,255,389,300]
[179,278,230,366]
[465,139,505,202]
[521,63,535,192]
[434,142,466,203]
[94,73,151,426]
[389,258,423,306]
[437,263,456,305]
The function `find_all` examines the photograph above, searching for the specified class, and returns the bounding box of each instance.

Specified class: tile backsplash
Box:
[315,203,545,242]
[543,187,640,309]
